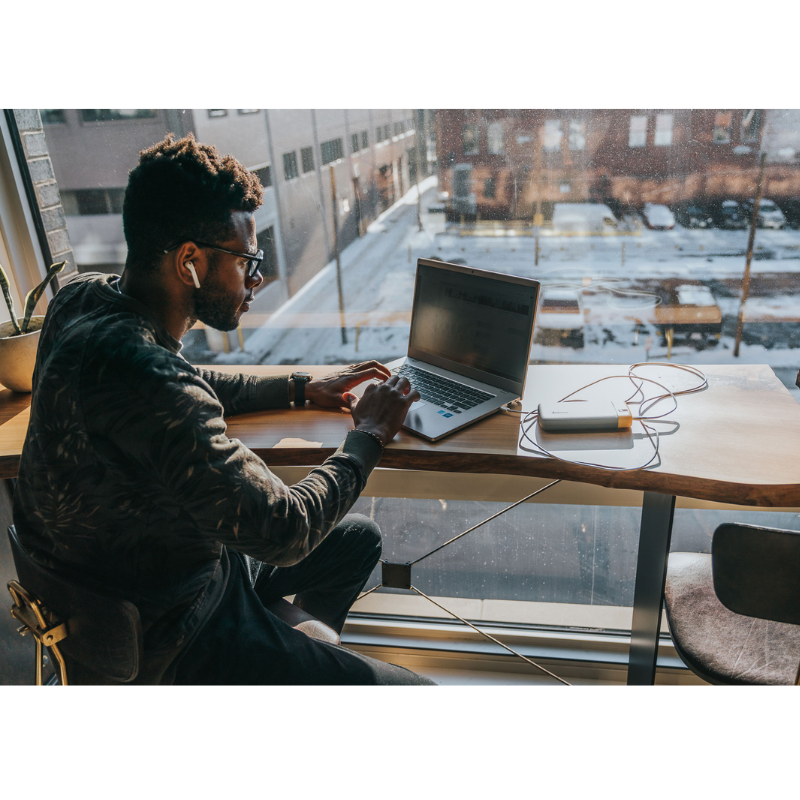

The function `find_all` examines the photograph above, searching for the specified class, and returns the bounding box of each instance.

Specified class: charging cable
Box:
[505,362,707,472]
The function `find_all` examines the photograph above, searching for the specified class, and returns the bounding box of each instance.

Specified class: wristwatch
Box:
[290,372,312,407]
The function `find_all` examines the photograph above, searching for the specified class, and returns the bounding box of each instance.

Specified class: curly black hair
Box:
[122,133,264,275]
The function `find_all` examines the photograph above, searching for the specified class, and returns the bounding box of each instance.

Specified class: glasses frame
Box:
[162,240,264,278]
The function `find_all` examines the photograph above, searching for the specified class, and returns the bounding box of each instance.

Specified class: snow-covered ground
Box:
[183,182,800,395]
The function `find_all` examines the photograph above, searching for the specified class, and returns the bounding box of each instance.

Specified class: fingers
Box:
[344,392,359,410]
[349,361,391,380]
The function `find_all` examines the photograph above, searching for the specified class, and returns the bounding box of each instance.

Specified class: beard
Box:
[192,258,244,332]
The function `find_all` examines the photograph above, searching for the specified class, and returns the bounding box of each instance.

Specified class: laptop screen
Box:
[409,262,539,384]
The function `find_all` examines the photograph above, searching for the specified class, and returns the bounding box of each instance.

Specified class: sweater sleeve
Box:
[195,369,291,416]
[84,355,381,566]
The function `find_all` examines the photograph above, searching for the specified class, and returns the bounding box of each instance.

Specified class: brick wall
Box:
[12,109,76,280]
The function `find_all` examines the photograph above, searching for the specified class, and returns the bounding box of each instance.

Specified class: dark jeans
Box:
[173,514,435,685]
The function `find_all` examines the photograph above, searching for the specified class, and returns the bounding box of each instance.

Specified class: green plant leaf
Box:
[22,261,66,333]
[0,261,22,336]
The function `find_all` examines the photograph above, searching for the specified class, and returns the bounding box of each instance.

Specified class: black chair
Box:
[7,525,339,685]
[665,522,800,685]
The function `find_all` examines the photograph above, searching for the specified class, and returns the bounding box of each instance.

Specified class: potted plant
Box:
[0,260,66,392]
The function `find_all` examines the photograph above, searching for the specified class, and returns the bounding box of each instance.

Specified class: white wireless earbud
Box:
[185,261,201,289]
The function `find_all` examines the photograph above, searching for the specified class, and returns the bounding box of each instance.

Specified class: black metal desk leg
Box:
[627,492,676,685]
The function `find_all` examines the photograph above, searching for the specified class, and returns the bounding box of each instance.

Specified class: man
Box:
[13,133,433,685]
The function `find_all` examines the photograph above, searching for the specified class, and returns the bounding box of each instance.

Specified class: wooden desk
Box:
[3,363,800,683]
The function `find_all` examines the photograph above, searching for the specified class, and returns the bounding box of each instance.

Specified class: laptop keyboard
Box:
[392,364,495,413]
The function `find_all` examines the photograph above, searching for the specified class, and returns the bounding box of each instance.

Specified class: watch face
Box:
[292,372,311,380]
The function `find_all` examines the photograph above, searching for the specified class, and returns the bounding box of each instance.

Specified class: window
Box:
[394,122,401,136]
[283,151,298,180]
[741,110,762,142]
[40,109,66,124]
[628,115,648,147]
[61,188,125,215]
[81,110,157,122]
[208,110,228,118]
[713,111,733,143]
[301,146,315,174]
[487,122,504,155]
[351,133,360,154]
[320,138,344,165]
[462,125,479,156]
[238,109,260,115]
[654,113,673,146]
[544,119,563,152]
[568,120,586,151]
[39,107,800,659]
[254,165,272,188]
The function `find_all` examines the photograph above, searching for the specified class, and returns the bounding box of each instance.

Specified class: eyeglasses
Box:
[162,241,264,278]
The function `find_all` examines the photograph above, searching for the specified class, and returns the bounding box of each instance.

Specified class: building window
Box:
[81,109,157,122]
[569,120,586,151]
[544,119,563,152]
[628,115,648,147]
[238,109,260,115]
[208,109,228,118]
[741,110,762,143]
[41,109,66,124]
[361,130,369,149]
[654,113,673,146]
[283,151,299,180]
[351,133,360,154]
[254,165,272,188]
[376,127,383,143]
[487,122,504,155]
[301,146,315,174]
[713,111,733,143]
[462,125,479,156]
[320,138,344,165]
[61,188,125,215]
[484,178,496,198]
[384,124,391,141]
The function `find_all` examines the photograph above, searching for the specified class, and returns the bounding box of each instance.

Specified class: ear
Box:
[170,242,206,289]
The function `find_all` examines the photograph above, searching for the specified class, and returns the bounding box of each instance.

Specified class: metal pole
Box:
[734,152,767,357]
[416,157,423,232]
[329,165,347,345]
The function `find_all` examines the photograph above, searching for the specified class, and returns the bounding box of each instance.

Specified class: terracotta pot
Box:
[0,316,45,392]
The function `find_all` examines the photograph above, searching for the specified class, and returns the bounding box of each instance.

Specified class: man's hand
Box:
[305,361,392,409]
[347,374,420,446]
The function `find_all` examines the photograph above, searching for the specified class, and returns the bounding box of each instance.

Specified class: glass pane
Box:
[38,108,800,635]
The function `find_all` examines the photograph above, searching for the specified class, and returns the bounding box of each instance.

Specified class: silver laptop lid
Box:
[407,258,541,396]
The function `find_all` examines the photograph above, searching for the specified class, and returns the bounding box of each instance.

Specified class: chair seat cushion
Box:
[665,552,800,685]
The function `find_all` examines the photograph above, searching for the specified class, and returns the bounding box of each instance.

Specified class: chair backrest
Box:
[8,525,143,682]
[712,522,800,627]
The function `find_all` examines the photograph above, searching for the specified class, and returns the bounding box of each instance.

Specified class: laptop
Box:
[385,258,541,441]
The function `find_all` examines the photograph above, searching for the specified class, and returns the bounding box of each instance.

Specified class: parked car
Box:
[742,198,786,229]
[535,287,584,348]
[716,200,748,230]
[778,198,800,230]
[552,203,618,234]
[673,203,714,229]
[642,203,675,230]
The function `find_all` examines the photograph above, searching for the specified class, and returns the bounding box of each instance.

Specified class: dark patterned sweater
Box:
[13,273,382,655]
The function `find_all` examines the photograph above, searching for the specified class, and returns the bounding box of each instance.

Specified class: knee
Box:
[343,513,382,560]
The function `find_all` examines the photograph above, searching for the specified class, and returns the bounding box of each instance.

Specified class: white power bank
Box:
[538,400,633,432]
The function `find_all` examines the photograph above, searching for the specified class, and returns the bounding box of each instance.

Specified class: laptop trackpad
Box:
[410,400,427,410]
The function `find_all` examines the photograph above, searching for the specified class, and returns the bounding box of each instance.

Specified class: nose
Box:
[246,269,263,291]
